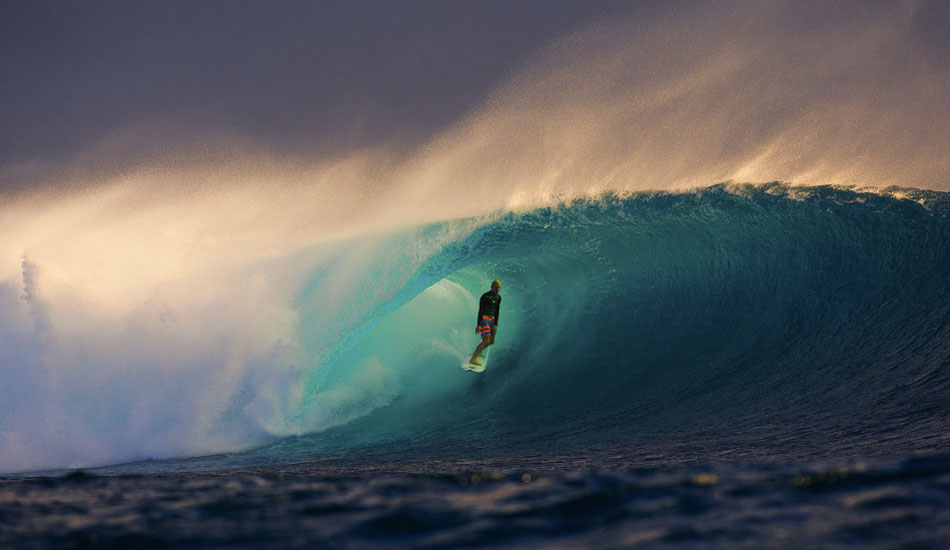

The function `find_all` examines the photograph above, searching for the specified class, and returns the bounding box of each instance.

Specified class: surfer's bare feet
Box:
[469,359,482,366]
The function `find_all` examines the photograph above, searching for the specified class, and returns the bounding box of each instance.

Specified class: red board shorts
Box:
[478,315,496,336]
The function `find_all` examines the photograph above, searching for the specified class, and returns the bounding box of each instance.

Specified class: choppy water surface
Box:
[3,452,950,549]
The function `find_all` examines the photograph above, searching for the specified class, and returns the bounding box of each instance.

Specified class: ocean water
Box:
[2,183,949,548]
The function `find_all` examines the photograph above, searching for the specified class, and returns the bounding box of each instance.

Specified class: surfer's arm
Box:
[476,294,489,326]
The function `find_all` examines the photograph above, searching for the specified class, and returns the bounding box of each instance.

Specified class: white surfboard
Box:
[461,361,486,373]
[461,348,489,373]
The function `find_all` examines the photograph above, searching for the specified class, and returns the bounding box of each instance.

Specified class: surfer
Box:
[469,280,501,366]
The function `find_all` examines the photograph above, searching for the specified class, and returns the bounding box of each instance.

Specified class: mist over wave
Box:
[412,0,950,196]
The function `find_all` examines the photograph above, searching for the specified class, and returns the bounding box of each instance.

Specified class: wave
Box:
[2,183,949,473]
[4,0,950,476]
[262,183,950,465]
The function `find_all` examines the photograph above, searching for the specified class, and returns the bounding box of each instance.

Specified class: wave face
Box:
[255,183,950,466]
[2,183,949,473]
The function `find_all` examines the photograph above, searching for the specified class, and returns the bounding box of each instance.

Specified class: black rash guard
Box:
[477,291,501,325]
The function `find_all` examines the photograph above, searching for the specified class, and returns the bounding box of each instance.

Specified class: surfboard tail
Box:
[461,362,486,373]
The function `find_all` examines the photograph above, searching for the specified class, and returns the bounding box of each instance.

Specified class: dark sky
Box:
[0,0,649,177]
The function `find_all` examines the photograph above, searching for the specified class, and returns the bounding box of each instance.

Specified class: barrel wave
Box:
[251,183,950,467]
[2,183,949,474]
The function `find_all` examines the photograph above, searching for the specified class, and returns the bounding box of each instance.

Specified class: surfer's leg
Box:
[470,334,492,365]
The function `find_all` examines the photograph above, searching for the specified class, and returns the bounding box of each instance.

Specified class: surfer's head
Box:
[491,280,501,294]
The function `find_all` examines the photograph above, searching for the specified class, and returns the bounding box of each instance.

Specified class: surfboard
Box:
[461,348,489,373]
[461,361,486,373]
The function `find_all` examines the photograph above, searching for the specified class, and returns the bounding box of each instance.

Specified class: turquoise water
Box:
[251,183,949,466]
